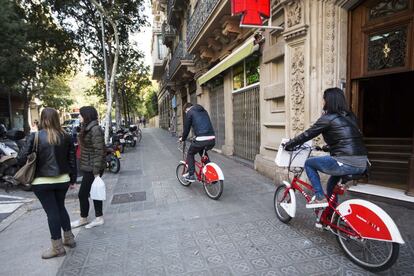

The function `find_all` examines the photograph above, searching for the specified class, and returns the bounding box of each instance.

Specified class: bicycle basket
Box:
[275,138,312,168]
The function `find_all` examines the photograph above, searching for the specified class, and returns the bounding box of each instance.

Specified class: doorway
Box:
[359,72,414,188]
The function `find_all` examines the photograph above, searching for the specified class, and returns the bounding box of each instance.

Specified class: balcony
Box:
[161,22,176,48]
[186,0,221,50]
[169,41,194,80]
[167,0,188,27]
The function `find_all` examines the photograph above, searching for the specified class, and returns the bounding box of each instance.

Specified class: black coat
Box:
[18,130,77,183]
[182,104,215,141]
[285,112,367,156]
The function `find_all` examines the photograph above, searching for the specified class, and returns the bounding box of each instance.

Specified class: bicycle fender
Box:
[336,199,404,244]
[281,181,296,218]
[202,162,224,182]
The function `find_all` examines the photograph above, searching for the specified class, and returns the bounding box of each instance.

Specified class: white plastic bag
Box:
[275,138,312,168]
[90,176,106,201]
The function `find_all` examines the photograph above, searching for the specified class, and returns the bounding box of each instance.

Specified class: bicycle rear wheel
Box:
[176,163,191,186]
[334,214,399,272]
[203,180,223,200]
[274,185,293,223]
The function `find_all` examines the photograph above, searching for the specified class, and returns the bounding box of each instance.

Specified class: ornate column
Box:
[282,0,308,136]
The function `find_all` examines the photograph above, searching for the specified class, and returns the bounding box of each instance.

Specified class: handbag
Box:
[14,132,39,185]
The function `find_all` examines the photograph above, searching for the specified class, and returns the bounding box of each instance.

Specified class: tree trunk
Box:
[114,81,122,127]
[23,90,31,134]
[90,0,120,144]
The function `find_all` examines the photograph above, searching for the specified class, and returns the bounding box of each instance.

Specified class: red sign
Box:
[231,0,270,26]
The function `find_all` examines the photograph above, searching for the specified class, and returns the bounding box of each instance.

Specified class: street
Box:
[0,128,413,276]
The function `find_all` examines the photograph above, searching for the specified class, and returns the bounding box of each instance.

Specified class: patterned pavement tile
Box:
[206,254,225,266]
[250,257,272,270]
[210,266,234,276]
[230,260,255,275]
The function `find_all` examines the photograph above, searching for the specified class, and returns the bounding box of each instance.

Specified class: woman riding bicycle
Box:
[284,87,368,208]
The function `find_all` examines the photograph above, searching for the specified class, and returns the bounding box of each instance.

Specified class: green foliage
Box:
[40,75,73,111]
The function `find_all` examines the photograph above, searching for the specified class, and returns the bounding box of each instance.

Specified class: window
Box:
[157,35,166,60]
[233,62,244,90]
[232,56,260,91]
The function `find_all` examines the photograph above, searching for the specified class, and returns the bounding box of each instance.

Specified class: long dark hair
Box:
[79,106,98,144]
[39,108,64,145]
[323,87,350,114]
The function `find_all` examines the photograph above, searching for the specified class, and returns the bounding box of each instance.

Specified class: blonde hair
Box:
[39,108,64,145]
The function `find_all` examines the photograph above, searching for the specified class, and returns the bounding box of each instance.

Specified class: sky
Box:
[131,0,153,68]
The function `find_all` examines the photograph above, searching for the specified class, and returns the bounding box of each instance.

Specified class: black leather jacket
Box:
[182,104,215,141]
[285,112,367,156]
[18,130,77,183]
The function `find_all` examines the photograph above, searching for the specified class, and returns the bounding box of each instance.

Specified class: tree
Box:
[0,0,77,132]
[40,75,73,111]
[47,0,148,141]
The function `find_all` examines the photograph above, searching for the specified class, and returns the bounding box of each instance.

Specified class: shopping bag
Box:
[275,138,312,168]
[90,176,106,201]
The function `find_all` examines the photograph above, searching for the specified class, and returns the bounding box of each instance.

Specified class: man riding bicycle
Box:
[179,103,215,182]
[284,88,368,208]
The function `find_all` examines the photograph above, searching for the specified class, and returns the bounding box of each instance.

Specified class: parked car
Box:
[62,119,80,134]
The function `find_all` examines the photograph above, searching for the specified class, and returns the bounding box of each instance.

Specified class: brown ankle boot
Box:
[63,231,76,248]
[42,239,66,259]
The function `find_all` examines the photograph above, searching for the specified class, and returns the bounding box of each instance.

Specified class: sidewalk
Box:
[0,128,413,276]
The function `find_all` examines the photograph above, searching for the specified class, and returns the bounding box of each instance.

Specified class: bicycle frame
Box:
[179,141,224,184]
[279,144,404,244]
[285,176,360,238]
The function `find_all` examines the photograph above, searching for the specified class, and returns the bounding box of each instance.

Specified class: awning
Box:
[197,37,259,86]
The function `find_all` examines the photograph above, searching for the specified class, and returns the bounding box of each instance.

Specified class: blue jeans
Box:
[304,156,366,200]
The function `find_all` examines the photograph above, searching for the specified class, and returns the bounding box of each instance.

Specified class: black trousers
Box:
[79,171,103,218]
[32,183,71,240]
[187,139,215,175]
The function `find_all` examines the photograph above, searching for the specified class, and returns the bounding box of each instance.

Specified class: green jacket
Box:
[80,120,105,175]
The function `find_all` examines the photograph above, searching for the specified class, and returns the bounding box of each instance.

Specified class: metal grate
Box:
[111,192,146,205]
[209,81,225,150]
[233,85,261,161]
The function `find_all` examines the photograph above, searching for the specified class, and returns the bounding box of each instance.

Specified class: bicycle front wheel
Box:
[203,180,223,200]
[334,214,400,272]
[274,185,293,223]
[176,163,191,186]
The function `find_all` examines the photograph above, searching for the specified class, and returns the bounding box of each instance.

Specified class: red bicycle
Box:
[274,144,405,272]
[176,141,224,200]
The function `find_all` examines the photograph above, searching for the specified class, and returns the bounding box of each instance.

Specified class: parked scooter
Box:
[0,125,30,191]
[105,144,121,173]
[128,125,142,145]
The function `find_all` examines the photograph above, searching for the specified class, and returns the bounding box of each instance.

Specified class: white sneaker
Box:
[71,217,88,228]
[85,217,104,229]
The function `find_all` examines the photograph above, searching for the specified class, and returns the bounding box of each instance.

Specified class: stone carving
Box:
[290,46,305,134]
[324,0,336,87]
[286,1,302,28]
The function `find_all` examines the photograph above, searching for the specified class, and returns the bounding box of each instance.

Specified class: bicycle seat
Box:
[340,174,366,184]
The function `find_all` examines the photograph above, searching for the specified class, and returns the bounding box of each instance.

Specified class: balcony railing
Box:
[169,41,194,78]
[186,0,221,49]
[161,22,176,46]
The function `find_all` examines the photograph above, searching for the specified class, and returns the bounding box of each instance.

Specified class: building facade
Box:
[152,0,414,196]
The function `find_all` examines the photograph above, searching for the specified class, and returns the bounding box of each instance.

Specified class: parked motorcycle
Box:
[0,125,30,191]
[128,125,142,145]
[105,144,121,173]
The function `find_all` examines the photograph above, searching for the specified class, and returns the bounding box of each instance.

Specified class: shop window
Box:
[233,62,244,90]
[232,56,260,91]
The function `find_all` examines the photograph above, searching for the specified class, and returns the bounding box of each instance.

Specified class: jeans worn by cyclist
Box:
[181,104,215,180]
[284,111,368,207]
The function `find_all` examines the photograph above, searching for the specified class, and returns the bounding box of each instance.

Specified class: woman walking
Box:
[18,108,77,259]
[71,106,106,229]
